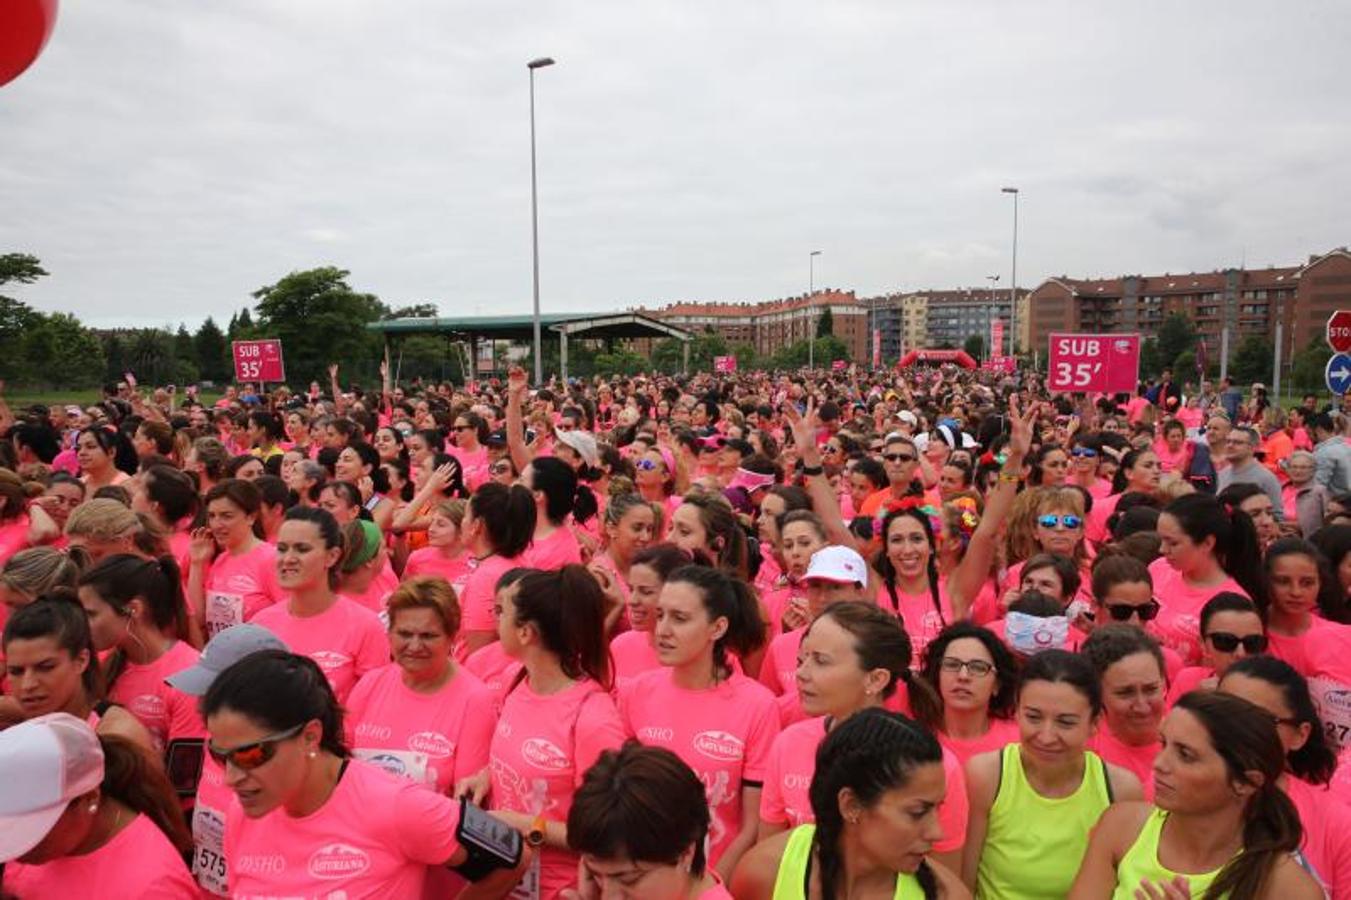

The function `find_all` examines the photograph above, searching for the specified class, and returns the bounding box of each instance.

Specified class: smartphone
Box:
[165,739,205,798]
[456,798,523,870]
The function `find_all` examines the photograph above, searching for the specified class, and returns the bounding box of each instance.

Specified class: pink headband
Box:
[728,468,776,492]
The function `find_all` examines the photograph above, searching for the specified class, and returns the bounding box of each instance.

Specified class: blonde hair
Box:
[432,499,466,527]
[1003,487,1044,567]
[64,498,140,542]
[386,575,461,637]
[0,547,85,601]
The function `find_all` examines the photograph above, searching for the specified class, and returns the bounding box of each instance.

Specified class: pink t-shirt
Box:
[760,717,967,854]
[490,678,625,899]
[1164,666,1215,708]
[1086,491,1124,546]
[618,669,780,867]
[224,759,463,898]
[462,640,521,707]
[1088,727,1158,800]
[449,445,491,491]
[0,516,30,566]
[1147,558,1247,665]
[1152,438,1191,475]
[403,546,471,584]
[876,581,954,663]
[755,555,783,596]
[761,581,807,638]
[1002,559,1095,609]
[250,597,389,703]
[193,753,233,896]
[459,554,523,636]
[1285,775,1351,898]
[107,640,207,756]
[610,630,661,689]
[1287,616,1351,751]
[344,663,495,794]
[937,718,1021,772]
[6,813,197,899]
[202,541,283,638]
[522,525,583,571]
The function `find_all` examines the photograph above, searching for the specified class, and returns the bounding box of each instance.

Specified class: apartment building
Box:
[640,290,869,361]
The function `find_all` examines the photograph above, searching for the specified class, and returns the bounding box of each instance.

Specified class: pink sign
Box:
[1047,333,1139,393]
[831,360,847,372]
[984,356,1016,374]
[872,329,881,368]
[713,355,737,373]
[232,340,286,383]
[991,319,1005,358]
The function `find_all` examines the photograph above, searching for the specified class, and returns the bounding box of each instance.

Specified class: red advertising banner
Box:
[872,329,881,368]
[713,355,737,373]
[831,359,847,372]
[990,319,1005,358]
[984,356,1017,374]
[1047,333,1140,393]
[232,340,286,383]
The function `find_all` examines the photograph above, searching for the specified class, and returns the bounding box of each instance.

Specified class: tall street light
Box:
[528,56,555,384]
[808,250,822,370]
[1001,187,1019,356]
[986,274,1001,359]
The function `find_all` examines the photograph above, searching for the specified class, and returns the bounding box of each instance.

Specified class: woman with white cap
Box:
[164,622,289,898]
[0,712,195,898]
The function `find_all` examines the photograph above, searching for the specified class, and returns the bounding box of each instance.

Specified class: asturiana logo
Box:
[408,731,453,758]
[521,738,569,771]
[693,730,744,762]
[310,650,352,672]
[308,843,371,879]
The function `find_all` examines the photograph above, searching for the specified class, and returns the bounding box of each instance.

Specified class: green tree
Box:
[593,348,647,377]
[1156,313,1198,371]
[1290,337,1333,393]
[772,336,849,369]
[963,334,985,359]
[0,254,48,382]
[0,253,48,289]
[1173,350,1197,379]
[817,307,834,339]
[1231,333,1274,384]
[173,325,199,384]
[1139,337,1162,379]
[194,317,230,383]
[732,343,757,371]
[126,329,175,385]
[385,303,439,319]
[102,333,127,382]
[252,267,387,386]
[651,338,686,374]
[22,313,105,389]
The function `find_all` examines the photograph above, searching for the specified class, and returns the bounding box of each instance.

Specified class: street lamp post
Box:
[808,250,822,370]
[986,274,1001,359]
[1001,187,1019,356]
[528,56,555,385]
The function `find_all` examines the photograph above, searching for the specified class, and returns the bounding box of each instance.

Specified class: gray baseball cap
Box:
[165,624,288,696]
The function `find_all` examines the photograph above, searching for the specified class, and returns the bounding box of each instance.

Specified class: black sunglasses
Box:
[1104,599,1161,622]
[883,452,917,464]
[1206,632,1268,654]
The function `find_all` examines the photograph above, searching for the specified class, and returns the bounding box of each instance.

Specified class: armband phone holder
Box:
[453,798,523,882]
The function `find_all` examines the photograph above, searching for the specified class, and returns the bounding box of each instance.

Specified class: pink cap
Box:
[0,713,105,862]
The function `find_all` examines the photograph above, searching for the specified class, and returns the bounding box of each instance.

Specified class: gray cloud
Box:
[0,0,1347,328]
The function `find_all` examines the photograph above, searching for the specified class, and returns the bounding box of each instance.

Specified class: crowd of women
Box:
[3,361,1351,899]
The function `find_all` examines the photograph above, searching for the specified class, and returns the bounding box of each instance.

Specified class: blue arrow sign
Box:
[1327,353,1351,394]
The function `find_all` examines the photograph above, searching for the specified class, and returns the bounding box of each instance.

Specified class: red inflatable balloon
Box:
[0,0,59,88]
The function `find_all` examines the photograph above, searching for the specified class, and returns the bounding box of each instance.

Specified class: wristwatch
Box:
[527,813,548,847]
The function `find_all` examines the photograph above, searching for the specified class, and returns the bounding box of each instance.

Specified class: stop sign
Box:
[1330,311,1351,353]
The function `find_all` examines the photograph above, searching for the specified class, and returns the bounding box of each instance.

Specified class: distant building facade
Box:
[639,290,868,361]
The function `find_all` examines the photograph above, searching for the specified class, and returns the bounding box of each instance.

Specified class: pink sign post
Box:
[1046,333,1140,393]
[232,340,287,384]
[713,355,737,374]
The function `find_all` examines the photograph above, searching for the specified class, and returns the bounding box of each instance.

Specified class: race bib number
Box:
[352,747,431,785]
[1309,675,1351,749]
[192,803,229,896]
[205,591,244,638]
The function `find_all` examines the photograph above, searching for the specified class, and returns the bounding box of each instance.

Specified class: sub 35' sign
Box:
[1046,333,1140,394]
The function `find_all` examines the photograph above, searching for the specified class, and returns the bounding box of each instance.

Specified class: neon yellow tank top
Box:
[772,824,926,900]
[1112,808,1226,900]
[975,743,1113,900]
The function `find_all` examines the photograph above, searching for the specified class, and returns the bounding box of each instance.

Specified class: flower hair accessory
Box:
[875,496,943,539]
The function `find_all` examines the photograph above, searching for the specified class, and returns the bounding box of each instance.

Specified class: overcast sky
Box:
[2,1,1348,329]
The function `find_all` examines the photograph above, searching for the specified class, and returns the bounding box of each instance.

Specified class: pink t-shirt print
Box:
[251,598,389,703]
[490,678,625,899]
[521,526,583,571]
[617,669,780,869]
[1147,558,1247,666]
[203,542,283,638]
[107,640,207,756]
[225,759,464,899]
[344,663,495,794]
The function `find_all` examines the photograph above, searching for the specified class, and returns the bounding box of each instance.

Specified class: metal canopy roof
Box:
[367,312,691,342]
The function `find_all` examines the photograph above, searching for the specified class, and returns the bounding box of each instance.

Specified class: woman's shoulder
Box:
[1091,801,1154,849]
[1265,850,1327,898]
[930,857,973,899]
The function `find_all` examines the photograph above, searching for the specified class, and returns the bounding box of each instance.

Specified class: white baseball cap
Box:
[804,545,869,586]
[0,713,105,862]
[166,623,288,696]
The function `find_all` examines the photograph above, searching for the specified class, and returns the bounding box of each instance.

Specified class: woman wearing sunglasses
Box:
[1219,655,1351,897]
[1081,625,1168,794]
[1166,592,1266,704]
[203,649,527,898]
[449,412,492,492]
[1067,435,1113,499]
[1002,487,1093,609]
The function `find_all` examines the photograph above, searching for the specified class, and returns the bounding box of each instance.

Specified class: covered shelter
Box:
[367,311,693,380]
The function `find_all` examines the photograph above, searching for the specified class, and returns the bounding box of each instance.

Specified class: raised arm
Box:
[504,366,535,473]
[945,396,1033,617]
[782,398,856,550]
